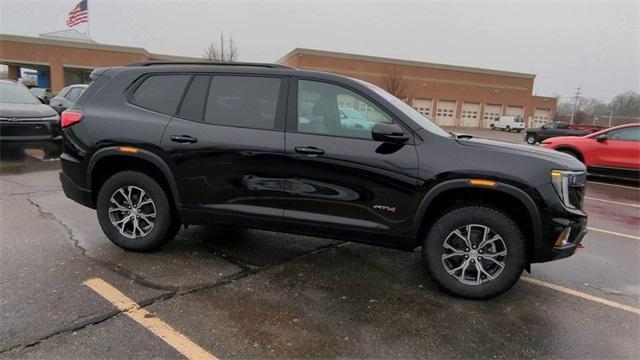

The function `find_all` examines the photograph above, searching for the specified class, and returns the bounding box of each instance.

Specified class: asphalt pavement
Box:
[0,140,638,359]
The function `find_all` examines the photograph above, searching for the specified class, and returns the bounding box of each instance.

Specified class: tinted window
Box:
[66,87,83,101]
[178,75,210,121]
[204,76,281,130]
[608,127,640,141]
[297,80,392,140]
[133,75,190,115]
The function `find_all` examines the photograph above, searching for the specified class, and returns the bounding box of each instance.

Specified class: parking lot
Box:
[1,132,639,359]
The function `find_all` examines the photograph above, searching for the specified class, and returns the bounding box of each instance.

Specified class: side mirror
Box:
[372,123,409,143]
[596,134,608,142]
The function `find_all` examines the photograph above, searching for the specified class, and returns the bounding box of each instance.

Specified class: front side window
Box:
[608,127,640,141]
[297,80,392,140]
[132,75,191,115]
[204,76,281,130]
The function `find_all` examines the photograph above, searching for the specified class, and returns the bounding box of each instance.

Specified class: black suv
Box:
[59,62,588,299]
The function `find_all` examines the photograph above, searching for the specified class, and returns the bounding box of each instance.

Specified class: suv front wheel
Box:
[96,171,180,252]
[422,206,525,299]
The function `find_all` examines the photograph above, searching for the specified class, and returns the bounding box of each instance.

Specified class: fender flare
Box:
[411,179,543,250]
[87,147,181,208]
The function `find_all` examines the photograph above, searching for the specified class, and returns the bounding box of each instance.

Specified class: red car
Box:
[540,123,640,181]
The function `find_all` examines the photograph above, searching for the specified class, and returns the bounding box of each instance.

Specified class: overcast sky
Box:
[1,0,638,101]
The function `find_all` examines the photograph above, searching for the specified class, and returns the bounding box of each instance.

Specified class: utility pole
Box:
[569,85,582,125]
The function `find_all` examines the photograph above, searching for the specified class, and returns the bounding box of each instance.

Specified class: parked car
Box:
[490,115,525,132]
[0,79,61,157]
[540,123,640,181]
[49,84,88,114]
[339,106,375,130]
[524,121,591,144]
[59,62,587,299]
[28,87,54,104]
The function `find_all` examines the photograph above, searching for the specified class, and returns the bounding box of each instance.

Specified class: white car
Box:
[491,115,525,132]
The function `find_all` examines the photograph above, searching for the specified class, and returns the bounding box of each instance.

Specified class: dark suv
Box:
[59,62,588,299]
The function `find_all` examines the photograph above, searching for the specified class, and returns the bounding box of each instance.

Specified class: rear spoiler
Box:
[90,68,110,80]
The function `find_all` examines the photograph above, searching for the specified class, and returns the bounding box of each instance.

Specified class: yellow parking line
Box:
[588,227,640,241]
[522,277,640,315]
[584,196,640,208]
[85,278,217,360]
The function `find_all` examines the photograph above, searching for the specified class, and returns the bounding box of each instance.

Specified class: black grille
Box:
[569,186,585,209]
[0,123,50,137]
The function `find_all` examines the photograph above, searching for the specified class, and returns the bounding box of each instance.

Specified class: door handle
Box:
[295,146,325,156]
[170,135,198,144]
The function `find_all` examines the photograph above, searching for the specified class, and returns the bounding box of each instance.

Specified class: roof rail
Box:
[127,60,293,69]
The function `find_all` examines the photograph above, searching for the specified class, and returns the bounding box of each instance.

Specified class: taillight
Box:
[61,111,83,128]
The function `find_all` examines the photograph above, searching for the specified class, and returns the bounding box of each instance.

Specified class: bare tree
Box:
[203,32,238,62]
[382,66,407,99]
[609,90,640,116]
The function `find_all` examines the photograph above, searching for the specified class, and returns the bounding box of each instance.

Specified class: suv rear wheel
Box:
[422,206,525,299]
[96,171,180,251]
[525,134,537,144]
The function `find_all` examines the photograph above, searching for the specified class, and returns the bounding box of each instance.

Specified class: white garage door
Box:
[412,98,433,118]
[460,102,480,127]
[532,108,551,128]
[507,106,524,117]
[483,104,502,128]
[435,100,456,126]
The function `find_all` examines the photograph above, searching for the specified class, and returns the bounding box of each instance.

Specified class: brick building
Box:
[1,34,556,129]
[278,48,556,128]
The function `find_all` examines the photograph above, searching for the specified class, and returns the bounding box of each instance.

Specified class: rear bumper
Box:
[60,171,94,209]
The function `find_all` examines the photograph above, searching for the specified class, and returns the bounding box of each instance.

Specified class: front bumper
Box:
[531,216,588,262]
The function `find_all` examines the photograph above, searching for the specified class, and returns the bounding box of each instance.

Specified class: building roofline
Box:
[0,33,200,61]
[277,48,536,79]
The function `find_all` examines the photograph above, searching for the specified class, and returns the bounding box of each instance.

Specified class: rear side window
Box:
[178,75,210,121]
[132,75,190,115]
[204,76,281,130]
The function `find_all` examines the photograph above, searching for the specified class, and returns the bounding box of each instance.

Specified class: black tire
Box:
[505,125,511,132]
[96,171,180,252]
[44,144,62,159]
[525,134,537,145]
[515,129,522,133]
[490,124,495,130]
[422,206,526,299]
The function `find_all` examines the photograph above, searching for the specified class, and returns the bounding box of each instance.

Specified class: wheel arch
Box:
[553,145,585,163]
[411,179,543,263]
[87,147,181,209]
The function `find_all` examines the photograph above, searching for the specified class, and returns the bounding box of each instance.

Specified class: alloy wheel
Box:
[441,224,508,285]
[108,185,156,239]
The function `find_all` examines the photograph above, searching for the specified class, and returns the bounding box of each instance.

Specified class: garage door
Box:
[483,104,502,128]
[435,100,456,126]
[532,108,551,128]
[412,98,433,118]
[460,102,480,127]
[507,106,524,117]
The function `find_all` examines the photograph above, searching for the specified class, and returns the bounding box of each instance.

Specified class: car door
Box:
[161,73,289,223]
[589,126,640,169]
[281,78,419,242]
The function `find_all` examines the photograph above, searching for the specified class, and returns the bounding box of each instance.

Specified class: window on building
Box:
[132,75,191,115]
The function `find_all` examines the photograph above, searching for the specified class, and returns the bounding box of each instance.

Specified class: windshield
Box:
[353,79,451,137]
[0,82,40,104]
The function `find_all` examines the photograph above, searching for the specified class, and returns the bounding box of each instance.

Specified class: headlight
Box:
[551,170,586,209]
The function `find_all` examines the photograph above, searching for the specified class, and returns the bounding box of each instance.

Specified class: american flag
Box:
[66,0,88,27]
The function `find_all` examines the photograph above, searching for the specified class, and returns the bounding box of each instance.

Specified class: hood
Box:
[458,137,585,170]
[0,103,58,119]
